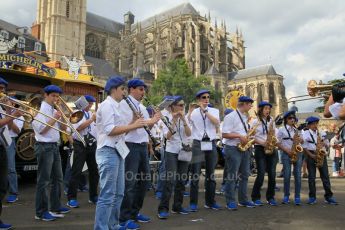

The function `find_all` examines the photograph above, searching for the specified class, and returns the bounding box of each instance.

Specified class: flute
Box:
[123,96,160,147]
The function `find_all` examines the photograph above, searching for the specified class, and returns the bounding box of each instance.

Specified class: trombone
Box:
[57,96,84,124]
[0,93,86,146]
[55,97,86,146]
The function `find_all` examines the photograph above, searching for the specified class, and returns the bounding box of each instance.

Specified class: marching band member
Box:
[67,95,99,208]
[250,101,278,206]
[6,96,24,203]
[222,96,255,210]
[0,77,23,230]
[94,76,145,230]
[119,79,160,230]
[157,96,191,219]
[32,85,70,221]
[302,116,338,205]
[189,89,221,211]
[276,111,302,205]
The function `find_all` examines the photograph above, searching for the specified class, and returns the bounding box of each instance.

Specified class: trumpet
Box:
[307,80,333,97]
[0,93,86,146]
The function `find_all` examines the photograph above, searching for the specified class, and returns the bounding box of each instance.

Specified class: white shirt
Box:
[151,123,161,139]
[164,113,190,154]
[329,98,345,119]
[32,101,60,142]
[222,109,248,146]
[8,116,24,138]
[190,107,220,141]
[119,95,150,143]
[303,129,328,151]
[303,129,318,151]
[72,110,96,140]
[0,107,12,147]
[252,117,276,145]
[277,124,296,151]
[96,96,126,149]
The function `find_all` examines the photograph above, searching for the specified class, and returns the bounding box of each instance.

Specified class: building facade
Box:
[31,0,287,114]
[32,0,245,81]
[227,64,288,117]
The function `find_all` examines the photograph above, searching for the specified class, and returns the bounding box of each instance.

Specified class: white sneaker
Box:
[332,172,339,177]
[49,212,65,218]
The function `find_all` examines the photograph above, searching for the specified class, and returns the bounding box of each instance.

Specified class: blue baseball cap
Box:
[238,96,254,103]
[172,95,183,103]
[84,95,96,103]
[224,108,234,116]
[128,78,147,88]
[283,110,296,119]
[105,76,125,93]
[44,85,62,94]
[196,89,210,98]
[0,77,8,87]
[163,95,172,100]
[306,116,320,124]
[146,106,155,116]
[258,101,272,108]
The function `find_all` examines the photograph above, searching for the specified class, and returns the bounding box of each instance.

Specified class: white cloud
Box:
[0,0,344,112]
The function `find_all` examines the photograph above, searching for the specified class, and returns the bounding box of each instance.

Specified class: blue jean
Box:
[94,146,124,230]
[281,151,302,198]
[120,142,150,223]
[6,137,18,195]
[35,142,63,217]
[224,145,250,204]
[156,147,166,193]
[190,140,218,206]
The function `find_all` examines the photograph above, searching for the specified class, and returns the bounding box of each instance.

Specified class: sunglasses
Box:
[201,96,210,99]
[287,117,296,120]
[176,103,185,107]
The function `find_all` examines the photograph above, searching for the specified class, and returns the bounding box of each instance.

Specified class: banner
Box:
[0,53,56,77]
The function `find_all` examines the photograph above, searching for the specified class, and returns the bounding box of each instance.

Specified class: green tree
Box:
[146,58,221,107]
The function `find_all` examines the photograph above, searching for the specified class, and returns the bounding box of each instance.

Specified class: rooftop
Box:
[228,64,278,81]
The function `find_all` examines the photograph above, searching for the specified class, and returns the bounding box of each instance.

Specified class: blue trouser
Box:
[251,146,278,201]
[35,142,63,217]
[306,154,333,199]
[281,151,302,198]
[158,152,189,212]
[120,142,150,223]
[224,145,250,204]
[6,137,18,195]
[0,145,7,221]
[94,146,124,230]
[155,147,166,193]
[190,140,218,206]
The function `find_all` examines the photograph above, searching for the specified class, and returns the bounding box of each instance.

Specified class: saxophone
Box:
[237,121,261,152]
[315,130,326,168]
[264,120,278,155]
[290,127,303,164]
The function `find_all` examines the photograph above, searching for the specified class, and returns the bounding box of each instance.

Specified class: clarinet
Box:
[123,96,160,147]
[143,97,176,135]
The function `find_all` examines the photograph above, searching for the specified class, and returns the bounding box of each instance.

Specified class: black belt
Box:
[36,142,57,145]
[126,142,148,146]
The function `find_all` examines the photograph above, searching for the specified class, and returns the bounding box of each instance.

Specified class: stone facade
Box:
[32,1,245,82]
[227,64,288,117]
[31,0,289,112]
[33,0,86,61]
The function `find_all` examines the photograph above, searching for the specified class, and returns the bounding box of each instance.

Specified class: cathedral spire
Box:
[208,10,211,22]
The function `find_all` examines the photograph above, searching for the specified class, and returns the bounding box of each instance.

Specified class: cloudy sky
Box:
[1,0,345,112]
